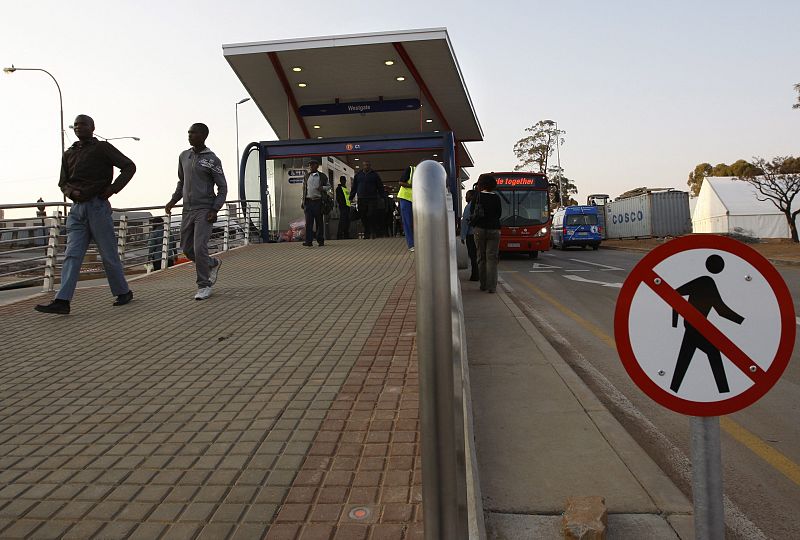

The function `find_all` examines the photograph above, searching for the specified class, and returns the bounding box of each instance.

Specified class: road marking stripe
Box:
[720,417,800,487]
[510,273,800,488]
[512,275,616,348]
[568,258,624,271]
[563,275,623,288]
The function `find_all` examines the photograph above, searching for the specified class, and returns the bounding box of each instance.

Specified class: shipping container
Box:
[605,190,692,239]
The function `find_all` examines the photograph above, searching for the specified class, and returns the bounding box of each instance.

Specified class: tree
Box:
[547,165,578,207]
[513,120,565,174]
[794,83,800,109]
[687,160,762,196]
[687,163,712,196]
[738,156,800,242]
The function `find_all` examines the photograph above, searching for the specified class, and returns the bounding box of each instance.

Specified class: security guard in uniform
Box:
[398,165,415,251]
[336,175,351,239]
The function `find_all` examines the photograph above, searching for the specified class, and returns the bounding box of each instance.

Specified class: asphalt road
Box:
[496,246,800,539]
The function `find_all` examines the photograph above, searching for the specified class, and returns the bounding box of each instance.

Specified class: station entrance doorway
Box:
[239,132,458,243]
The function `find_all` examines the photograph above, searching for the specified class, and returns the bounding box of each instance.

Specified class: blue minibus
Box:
[551,205,602,250]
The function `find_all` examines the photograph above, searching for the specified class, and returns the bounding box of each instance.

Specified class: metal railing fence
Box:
[0,200,262,292]
[413,160,485,539]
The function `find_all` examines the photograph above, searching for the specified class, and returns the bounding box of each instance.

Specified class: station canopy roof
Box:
[223,28,481,181]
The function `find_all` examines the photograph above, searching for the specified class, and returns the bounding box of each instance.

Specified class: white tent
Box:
[692,177,790,238]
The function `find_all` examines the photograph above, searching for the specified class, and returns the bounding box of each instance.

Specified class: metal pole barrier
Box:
[224,207,230,252]
[42,215,59,292]
[691,416,725,539]
[242,204,250,246]
[117,214,127,264]
[414,160,462,539]
[161,216,170,271]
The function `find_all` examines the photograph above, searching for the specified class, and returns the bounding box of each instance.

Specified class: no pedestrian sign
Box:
[614,235,795,416]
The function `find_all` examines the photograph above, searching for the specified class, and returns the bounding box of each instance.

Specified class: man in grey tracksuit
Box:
[165,123,227,300]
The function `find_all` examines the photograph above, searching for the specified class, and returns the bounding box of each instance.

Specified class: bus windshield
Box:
[566,214,598,226]
[497,189,549,226]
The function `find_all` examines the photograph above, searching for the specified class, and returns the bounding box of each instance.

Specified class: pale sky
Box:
[1,0,798,210]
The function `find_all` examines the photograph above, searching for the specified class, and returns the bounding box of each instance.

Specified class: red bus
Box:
[475,171,551,259]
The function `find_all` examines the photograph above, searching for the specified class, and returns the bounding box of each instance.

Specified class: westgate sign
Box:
[299,98,421,117]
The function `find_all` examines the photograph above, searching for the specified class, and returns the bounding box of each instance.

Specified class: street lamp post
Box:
[235,98,251,180]
[4,65,66,210]
[554,121,563,207]
[544,119,564,208]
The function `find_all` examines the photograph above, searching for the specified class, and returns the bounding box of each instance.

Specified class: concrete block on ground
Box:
[562,496,607,540]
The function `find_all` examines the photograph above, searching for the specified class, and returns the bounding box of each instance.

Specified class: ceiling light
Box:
[384,60,394,66]
[434,130,440,133]
[433,154,438,157]
[313,125,321,129]
[317,136,323,139]
[292,66,302,72]
[354,158,360,161]
[425,119,433,123]
[396,76,405,81]
[297,82,307,88]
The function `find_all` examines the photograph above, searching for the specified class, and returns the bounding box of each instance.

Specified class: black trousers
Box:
[359,198,381,239]
[337,206,350,239]
[304,199,324,245]
[466,234,478,278]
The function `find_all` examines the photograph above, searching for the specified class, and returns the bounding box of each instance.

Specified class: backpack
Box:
[321,188,334,215]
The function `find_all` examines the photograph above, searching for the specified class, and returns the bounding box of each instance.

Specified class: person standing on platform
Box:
[301,159,329,247]
[472,175,502,293]
[397,165,415,251]
[460,190,479,280]
[165,123,227,301]
[335,175,351,239]
[35,115,136,315]
[350,160,384,239]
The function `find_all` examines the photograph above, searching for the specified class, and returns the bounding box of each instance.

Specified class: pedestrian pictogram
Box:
[615,235,795,416]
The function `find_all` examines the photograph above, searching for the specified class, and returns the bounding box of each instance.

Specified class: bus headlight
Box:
[534,227,548,237]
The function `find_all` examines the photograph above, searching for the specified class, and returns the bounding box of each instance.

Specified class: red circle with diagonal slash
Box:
[614,235,795,416]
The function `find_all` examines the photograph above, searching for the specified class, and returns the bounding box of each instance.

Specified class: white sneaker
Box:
[194,287,212,300]
[209,260,221,285]
[409,247,415,252]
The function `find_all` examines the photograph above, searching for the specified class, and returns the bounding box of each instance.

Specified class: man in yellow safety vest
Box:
[335,175,351,239]
[398,165,414,252]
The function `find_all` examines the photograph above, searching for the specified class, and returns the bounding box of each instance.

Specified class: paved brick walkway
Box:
[0,239,418,539]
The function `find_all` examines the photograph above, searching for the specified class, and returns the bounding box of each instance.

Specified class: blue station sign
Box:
[299,99,421,117]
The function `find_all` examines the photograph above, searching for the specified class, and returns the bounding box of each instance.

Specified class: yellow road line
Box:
[513,275,616,349]
[720,417,800,486]
[511,273,800,488]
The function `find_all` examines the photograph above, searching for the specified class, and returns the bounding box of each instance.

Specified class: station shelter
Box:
[223,28,483,242]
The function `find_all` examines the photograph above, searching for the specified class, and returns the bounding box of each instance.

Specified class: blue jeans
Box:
[57,197,129,301]
[399,198,413,248]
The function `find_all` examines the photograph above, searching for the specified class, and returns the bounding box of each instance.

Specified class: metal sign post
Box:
[691,416,724,540]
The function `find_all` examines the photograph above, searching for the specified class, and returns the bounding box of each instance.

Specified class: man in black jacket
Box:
[35,115,136,315]
[350,160,384,239]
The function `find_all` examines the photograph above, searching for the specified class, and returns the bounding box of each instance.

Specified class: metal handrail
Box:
[0,200,262,291]
[414,160,478,539]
